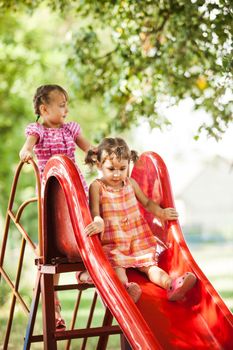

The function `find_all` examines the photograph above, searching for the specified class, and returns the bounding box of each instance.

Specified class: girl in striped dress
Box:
[19,84,90,196]
[82,137,196,303]
[19,84,94,330]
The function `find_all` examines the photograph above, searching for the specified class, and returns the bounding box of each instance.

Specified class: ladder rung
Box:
[38,262,84,274]
[29,325,122,343]
[28,335,44,343]
[56,325,122,341]
[54,283,94,291]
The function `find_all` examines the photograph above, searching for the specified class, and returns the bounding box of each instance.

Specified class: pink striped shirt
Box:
[25,121,89,197]
[26,122,81,174]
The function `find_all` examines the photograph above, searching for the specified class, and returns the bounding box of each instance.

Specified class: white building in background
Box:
[176,156,233,240]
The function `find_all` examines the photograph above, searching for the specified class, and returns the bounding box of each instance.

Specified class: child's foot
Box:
[167,272,197,301]
[76,271,93,284]
[55,300,66,331]
[125,282,142,303]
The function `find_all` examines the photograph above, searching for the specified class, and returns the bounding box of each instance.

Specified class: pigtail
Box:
[85,149,98,167]
[130,150,139,163]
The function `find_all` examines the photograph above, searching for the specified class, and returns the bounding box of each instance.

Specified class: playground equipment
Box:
[0,152,233,349]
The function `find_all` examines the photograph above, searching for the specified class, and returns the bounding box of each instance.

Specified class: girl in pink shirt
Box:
[20,84,91,195]
[20,84,94,330]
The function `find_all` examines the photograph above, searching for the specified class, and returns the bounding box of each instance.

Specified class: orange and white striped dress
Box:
[97,178,158,268]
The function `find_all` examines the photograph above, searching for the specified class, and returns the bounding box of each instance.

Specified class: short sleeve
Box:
[25,123,42,142]
[65,122,81,140]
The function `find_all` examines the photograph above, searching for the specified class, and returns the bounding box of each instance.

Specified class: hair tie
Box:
[36,115,40,122]
[91,147,98,154]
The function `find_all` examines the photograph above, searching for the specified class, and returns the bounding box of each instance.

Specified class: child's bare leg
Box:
[139,265,172,290]
[114,267,141,303]
[54,274,61,317]
[114,267,128,284]
[139,266,197,301]
[53,273,66,330]
[54,273,60,302]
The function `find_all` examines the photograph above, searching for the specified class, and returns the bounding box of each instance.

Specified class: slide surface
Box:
[42,152,233,350]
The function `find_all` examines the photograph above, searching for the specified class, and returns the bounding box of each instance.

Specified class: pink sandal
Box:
[55,300,66,331]
[167,272,197,301]
[76,271,93,284]
[125,282,142,303]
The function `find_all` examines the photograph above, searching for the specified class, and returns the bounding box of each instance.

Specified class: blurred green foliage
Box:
[0,5,107,219]
[0,8,65,215]
[65,0,233,138]
[4,0,231,137]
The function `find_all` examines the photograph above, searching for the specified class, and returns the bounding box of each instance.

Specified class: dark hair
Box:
[33,84,68,121]
[85,137,138,167]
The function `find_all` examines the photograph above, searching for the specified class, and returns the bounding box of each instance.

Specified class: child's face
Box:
[40,90,68,127]
[100,155,129,188]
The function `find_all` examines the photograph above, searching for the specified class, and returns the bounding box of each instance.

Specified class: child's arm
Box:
[85,181,105,236]
[130,178,178,220]
[19,135,38,162]
[75,133,94,153]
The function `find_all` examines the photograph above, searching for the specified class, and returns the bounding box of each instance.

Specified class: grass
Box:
[0,242,232,349]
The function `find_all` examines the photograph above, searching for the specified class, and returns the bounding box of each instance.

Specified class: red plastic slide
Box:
[42,152,233,349]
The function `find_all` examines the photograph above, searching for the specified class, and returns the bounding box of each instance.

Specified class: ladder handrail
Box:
[0,159,42,349]
[0,159,42,265]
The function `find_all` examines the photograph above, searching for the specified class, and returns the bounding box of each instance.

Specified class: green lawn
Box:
[0,242,232,349]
